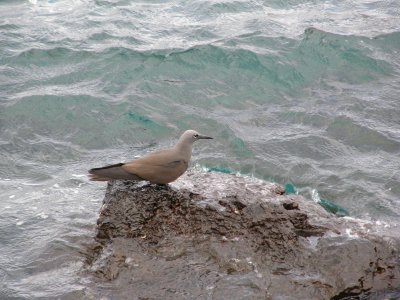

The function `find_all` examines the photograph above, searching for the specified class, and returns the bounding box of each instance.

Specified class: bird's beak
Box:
[198,134,213,139]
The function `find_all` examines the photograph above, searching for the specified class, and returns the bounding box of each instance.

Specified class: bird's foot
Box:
[154,183,170,191]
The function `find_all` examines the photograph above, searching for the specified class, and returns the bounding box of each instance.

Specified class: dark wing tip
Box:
[89,162,125,174]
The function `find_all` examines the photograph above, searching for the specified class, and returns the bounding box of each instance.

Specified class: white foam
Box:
[37,212,49,219]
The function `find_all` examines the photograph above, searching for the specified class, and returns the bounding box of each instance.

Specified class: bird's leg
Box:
[154,183,171,191]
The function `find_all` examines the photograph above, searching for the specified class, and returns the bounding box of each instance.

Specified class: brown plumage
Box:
[88,130,212,184]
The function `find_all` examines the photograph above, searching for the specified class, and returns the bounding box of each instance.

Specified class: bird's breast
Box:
[156,159,188,184]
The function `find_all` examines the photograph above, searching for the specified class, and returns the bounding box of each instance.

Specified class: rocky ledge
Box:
[86,171,400,300]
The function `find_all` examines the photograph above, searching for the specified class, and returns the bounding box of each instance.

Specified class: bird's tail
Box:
[88,163,142,181]
[88,174,111,181]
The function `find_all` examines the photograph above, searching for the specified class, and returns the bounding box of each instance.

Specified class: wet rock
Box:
[86,172,400,300]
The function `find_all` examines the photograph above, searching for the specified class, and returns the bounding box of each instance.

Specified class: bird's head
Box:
[179,130,213,144]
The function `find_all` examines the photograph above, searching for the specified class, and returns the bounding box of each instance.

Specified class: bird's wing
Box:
[122,149,188,184]
[88,163,143,180]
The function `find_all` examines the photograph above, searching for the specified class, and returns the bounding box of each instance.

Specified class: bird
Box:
[88,130,213,184]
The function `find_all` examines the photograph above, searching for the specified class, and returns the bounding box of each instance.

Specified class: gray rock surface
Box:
[86,172,400,300]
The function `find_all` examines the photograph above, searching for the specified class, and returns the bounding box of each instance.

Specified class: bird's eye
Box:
[193,134,199,138]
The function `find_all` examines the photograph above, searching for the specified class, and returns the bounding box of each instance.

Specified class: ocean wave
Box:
[2,30,395,114]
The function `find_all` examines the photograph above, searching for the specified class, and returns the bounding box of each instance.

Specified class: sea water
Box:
[1,0,399,298]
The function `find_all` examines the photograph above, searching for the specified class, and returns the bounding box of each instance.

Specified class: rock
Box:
[85,172,400,300]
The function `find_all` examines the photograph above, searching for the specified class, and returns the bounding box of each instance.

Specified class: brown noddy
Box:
[88,130,212,184]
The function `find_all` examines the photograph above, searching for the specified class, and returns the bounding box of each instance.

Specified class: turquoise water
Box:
[1,0,400,298]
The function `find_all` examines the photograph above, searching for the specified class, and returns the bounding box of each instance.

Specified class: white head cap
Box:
[178,130,213,145]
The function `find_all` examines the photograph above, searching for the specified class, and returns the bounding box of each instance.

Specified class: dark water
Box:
[1,0,400,298]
